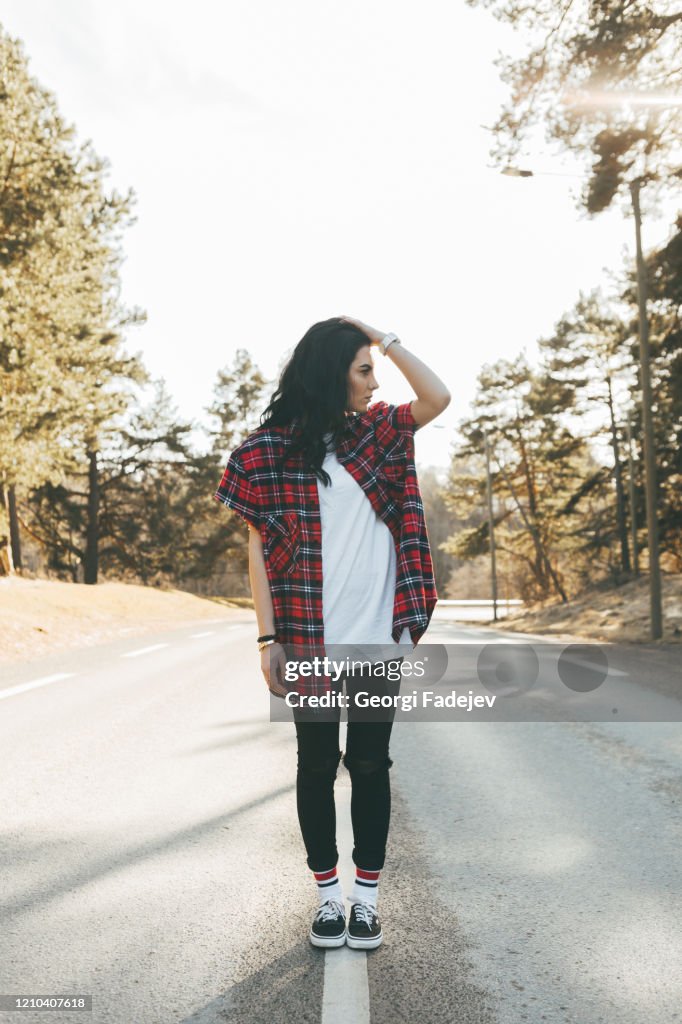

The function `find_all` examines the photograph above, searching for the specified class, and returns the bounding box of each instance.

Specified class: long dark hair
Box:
[259,316,370,486]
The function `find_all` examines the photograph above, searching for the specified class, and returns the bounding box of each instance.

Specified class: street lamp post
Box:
[625,414,640,577]
[501,165,663,639]
[629,177,662,636]
[483,431,499,622]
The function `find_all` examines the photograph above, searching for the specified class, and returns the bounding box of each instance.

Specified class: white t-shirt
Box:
[316,434,412,659]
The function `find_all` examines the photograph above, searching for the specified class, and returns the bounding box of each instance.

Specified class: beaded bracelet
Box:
[257,633,277,643]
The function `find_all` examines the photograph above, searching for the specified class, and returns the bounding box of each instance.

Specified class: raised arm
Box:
[383,341,451,428]
[339,315,451,428]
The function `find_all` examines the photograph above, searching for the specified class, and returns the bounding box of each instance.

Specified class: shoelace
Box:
[316,899,345,923]
[352,902,377,928]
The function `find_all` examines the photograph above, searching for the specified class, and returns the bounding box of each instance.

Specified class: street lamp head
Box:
[501,166,534,177]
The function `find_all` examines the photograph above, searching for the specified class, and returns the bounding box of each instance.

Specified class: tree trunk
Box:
[0,484,15,574]
[7,485,22,570]
[606,376,631,574]
[84,449,99,585]
[517,432,549,591]
[494,455,568,602]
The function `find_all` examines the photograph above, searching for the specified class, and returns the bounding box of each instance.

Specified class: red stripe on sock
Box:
[356,868,381,880]
[314,868,337,881]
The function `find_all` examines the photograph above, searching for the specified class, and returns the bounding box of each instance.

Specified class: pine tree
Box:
[537,289,639,574]
[443,354,591,601]
[0,24,146,575]
[467,0,682,212]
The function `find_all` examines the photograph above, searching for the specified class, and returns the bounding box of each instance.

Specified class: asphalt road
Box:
[1,619,681,1024]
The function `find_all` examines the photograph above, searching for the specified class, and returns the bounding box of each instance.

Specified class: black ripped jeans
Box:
[293,659,402,873]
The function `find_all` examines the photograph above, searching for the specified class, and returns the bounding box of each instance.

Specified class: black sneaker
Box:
[310,899,347,948]
[346,901,382,950]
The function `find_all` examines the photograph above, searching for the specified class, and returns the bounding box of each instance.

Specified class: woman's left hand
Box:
[339,315,386,347]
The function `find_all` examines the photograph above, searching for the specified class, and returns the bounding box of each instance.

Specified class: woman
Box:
[214,315,450,950]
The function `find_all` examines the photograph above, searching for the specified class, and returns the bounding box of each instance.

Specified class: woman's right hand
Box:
[260,642,289,698]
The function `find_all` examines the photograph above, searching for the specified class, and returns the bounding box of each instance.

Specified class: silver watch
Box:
[379,332,401,356]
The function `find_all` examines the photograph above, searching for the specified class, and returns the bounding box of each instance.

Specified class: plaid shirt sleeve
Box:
[384,400,420,436]
[214,449,262,530]
[370,399,420,448]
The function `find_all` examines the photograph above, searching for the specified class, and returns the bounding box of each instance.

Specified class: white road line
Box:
[0,673,75,700]
[190,631,215,639]
[322,942,370,1024]
[321,740,371,1024]
[121,644,169,659]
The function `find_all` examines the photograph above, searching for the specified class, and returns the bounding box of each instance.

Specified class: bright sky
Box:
[2,0,677,471]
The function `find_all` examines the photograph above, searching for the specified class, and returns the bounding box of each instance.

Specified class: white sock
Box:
[313,866,344,906]
[348,866,380,908]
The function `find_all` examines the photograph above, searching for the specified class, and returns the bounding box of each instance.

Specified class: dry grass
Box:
[500,573,682,643]
[0,577,254,664]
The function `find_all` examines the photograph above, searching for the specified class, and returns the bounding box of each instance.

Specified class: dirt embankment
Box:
[498,573,682,643]
[0,578,254,664]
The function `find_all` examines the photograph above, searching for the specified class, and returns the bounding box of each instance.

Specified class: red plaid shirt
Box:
[214,400,437,688]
